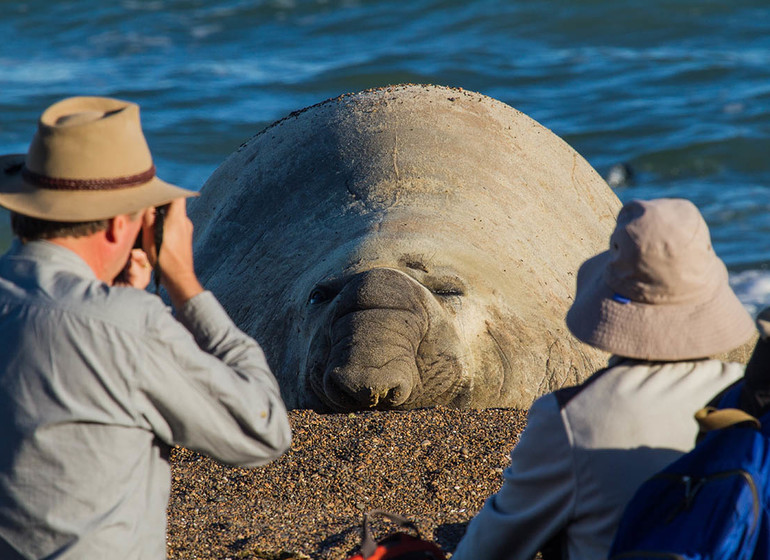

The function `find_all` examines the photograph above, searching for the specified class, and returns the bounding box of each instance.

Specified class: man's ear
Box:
[105,215,128,244]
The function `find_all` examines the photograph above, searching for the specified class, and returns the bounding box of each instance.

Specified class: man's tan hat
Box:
[566,198,755,361]
[0,96,196,221]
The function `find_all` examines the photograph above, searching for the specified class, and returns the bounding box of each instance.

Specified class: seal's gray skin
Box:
[190,84,622,411]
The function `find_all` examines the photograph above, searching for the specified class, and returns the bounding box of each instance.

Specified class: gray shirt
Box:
[0,240,292,559]
[451,358,745,560]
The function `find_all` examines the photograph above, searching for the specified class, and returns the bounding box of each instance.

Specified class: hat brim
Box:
[0,154,197,222]
[566,251,756,361]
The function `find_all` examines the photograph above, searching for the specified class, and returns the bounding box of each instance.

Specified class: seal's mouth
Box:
[306,359,362,412]
[306,351,417,412]
[305,338,468,412]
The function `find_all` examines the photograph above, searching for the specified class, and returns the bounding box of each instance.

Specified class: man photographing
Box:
[0,96,292,559]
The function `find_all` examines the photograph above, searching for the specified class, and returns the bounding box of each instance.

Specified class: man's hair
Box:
[11,212,110,241]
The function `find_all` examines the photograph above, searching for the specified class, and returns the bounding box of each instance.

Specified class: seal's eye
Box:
[307,278,346,306]
[308,288,331,305]
[425,276,466,298]
[433,287,464,297]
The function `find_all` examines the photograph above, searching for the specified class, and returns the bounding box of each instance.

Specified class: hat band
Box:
[21,165,156,191]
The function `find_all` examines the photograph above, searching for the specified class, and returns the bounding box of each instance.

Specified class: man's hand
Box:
[143,198,204,308]
[113,248,153,289]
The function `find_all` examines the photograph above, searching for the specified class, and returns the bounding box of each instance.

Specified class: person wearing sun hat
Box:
[0,96,291,559]
[452,198,756,560]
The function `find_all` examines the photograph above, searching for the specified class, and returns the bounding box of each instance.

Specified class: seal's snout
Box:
[325,362,413,409]
[317,268,429,410]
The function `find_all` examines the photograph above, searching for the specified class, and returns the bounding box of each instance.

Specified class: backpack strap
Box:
[360,510,421,558]
[695,406,761,432]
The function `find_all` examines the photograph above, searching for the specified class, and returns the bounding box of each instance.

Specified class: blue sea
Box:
[2,0,770,311]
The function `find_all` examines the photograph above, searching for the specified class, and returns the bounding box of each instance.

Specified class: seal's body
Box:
[190,84,621,410]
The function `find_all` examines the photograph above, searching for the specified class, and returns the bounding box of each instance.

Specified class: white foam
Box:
[730,269,770,317]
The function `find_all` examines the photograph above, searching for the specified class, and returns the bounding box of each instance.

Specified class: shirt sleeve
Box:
[451,394,576,560]
[133,291,292,468]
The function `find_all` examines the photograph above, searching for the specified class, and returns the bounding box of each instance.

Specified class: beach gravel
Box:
[167,406,528,559]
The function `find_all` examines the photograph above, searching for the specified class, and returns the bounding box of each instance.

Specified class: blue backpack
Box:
[608,387,770,560]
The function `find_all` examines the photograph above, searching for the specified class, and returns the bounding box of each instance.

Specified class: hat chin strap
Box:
[21,165,156,191]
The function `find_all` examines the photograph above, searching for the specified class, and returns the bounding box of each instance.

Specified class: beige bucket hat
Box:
[0,96,196,221]
[566,198,755,361]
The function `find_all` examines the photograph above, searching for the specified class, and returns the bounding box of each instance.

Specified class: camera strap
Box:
[153,204,170,295]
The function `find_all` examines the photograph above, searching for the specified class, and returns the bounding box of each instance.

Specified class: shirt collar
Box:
[8,239,98,280]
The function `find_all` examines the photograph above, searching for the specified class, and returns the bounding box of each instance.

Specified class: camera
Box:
[119,203,170,292]
[132,203,169,251]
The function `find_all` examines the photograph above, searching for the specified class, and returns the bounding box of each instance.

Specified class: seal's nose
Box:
[321,268,430,410]
[325,359,414,408]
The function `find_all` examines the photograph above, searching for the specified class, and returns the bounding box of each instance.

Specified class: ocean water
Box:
[2,0,770,311]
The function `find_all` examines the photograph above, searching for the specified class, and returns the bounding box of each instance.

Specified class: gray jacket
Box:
[451,358,745,560]
[0,240,292,559]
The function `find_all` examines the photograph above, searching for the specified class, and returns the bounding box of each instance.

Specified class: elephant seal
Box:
[190,84,621,411]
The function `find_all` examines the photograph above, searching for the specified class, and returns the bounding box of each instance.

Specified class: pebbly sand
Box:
[167,407,529,559]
